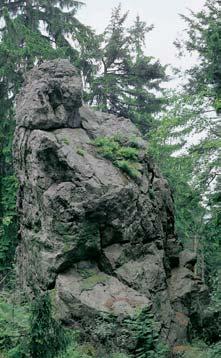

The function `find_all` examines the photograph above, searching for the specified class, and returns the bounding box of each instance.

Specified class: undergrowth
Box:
[182,341,221,358]
[125,306,169,358]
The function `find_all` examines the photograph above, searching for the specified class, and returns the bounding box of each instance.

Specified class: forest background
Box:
[0,0,220,357]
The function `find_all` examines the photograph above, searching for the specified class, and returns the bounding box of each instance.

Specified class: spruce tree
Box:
[148,89,221,284]
[87,5,167,133]
[174,0,221,282]
[176,0,221,112]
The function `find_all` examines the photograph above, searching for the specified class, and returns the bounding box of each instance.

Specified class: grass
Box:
[115,160,141,179]
[92,135,143,180]
[61,138,70,145]
[76,148,85,157]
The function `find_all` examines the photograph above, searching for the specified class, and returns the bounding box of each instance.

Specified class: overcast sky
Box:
[78,0,205,70]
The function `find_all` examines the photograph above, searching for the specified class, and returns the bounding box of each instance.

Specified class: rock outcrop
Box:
[14,60,209,354]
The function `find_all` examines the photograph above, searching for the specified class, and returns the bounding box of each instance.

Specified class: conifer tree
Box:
[149,89,221,284]
[176,0,221,112]
[174,0,221,281]
[88,5,167,133]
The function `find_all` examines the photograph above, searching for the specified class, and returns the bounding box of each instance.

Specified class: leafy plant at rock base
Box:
[0,291,88,358]
[125,306,169,358]
[58,340,131,358]
[0,295,29,355]
[28,292,69,358]
[92,135,143,180]
[181,341,221,358]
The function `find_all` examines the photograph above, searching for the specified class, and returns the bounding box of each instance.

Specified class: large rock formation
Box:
[14,60,209,354]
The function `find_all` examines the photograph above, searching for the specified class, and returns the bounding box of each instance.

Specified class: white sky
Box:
[78,0,205,71]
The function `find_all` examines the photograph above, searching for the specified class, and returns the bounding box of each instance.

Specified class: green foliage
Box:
[117,147,139,160]
[115,160,141,180]
[182,341,221,358]
[0,296,29,355]
[0,1,220,355]
[177,0,221,110]
[92,135,142,179]
[92,313,118,346]
[61,138,70,145]
[0,293,70,358]
[148,98,205,246]
[148,87,221,290]
[0,176,18,273]
[125,307,169,358]
[59,340,130,358]
[93,136,121,159]
[148,85,221,346]
[76,148,85,157]
[60,346,93,358]
[209,342,221,357]
[87,5,167,133]
[126,136,141,149]
[28,292,69,358]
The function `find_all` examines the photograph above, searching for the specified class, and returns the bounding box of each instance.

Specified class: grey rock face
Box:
[14,60,209,350]
[16,59,82,130]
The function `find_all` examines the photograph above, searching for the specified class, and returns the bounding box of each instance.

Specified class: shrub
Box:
[93,137,120,161]
[61,344,95,358]
[117,147,139,160]
[182,341,221,358]
[125,306,169,358]
[0,297,29,355]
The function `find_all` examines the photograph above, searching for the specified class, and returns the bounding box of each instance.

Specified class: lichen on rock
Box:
[13,59,209,353]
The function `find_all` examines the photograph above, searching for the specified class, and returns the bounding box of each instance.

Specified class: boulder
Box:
[14,60,209,352]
